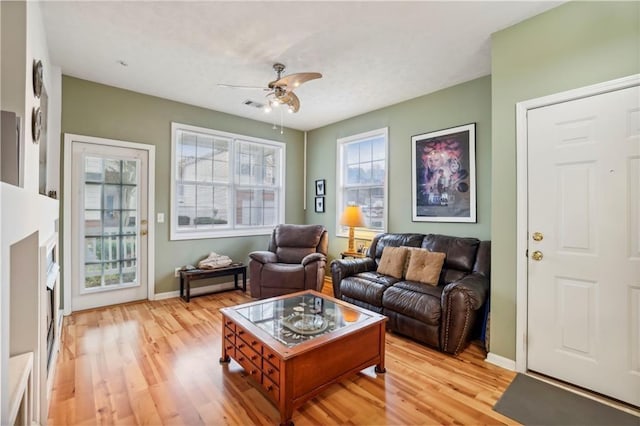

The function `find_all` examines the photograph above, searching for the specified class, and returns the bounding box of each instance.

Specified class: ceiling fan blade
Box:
[289,92,300,112]
[269,72,322,91]
[280,92,300,113]
[218,83,270,91]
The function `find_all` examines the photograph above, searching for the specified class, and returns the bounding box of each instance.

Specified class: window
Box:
[170,123,285,240]
[337,127,388,237]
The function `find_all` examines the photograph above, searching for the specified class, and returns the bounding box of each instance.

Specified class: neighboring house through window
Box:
[337,127,388,238]
[170,122,285,240]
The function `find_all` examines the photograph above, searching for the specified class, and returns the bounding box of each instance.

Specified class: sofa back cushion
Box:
[421,234,480,284]
[370,233,424,263]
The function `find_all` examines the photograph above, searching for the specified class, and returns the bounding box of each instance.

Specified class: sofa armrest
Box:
[330,258,377,299]
[249,251,278,264]
[440,273,489,354]
[301,252,326,266]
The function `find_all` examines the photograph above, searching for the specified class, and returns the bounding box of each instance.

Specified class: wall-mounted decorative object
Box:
[38,87,49,195]
[31,107,42,143]
[33,59,43,98]
[315,197,325,213]
[315,179,326,196]
[411,123,476,222]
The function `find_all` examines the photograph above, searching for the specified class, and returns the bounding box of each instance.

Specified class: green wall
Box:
[306,76,492,262]
[61,76,305,294]
[490,1,640,359]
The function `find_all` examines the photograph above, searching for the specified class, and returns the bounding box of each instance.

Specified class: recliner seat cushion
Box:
[261,263,305,289]
[382,281,443,325]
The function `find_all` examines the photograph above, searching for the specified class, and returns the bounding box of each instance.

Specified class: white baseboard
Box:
[154,278,250,301]
[485,352,516,371]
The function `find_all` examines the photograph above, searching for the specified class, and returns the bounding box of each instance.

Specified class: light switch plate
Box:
[157,213,165,223]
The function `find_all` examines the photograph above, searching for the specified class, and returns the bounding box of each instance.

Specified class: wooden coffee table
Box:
[219,290,387,426]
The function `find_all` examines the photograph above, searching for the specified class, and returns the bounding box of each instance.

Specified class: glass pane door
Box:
[82,156,139,291]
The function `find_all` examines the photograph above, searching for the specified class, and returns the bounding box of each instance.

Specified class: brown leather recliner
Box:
[249,224,328,299]
[331,233,490,355]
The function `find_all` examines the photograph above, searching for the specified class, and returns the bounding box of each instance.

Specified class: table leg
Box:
[242,269,247,292]
[179,273,184,300]
[185,277,191,302]
[219,320,230,363]
[279,404,294,426]
[234,272,239,290]
[375,323,386,373]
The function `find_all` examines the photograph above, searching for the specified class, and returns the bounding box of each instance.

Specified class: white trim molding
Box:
[485,352,516,371]
[514,74,640,373]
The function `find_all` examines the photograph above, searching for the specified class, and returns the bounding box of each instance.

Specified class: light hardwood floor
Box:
[48,285,517,425]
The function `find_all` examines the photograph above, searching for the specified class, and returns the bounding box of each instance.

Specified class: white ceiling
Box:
[40,1,562,131]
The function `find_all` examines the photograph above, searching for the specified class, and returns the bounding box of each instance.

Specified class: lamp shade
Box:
[340,205,365,228]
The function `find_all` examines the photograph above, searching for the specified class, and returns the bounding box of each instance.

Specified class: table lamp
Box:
[340,205,365,254]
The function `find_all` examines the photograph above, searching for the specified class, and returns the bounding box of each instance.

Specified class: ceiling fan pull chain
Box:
[280,109,284,135]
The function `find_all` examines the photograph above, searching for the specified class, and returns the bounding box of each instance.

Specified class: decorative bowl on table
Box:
[282,313,329,335]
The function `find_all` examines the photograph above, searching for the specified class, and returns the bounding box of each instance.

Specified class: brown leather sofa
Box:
[331,233,490,354]
[249,224,328,299]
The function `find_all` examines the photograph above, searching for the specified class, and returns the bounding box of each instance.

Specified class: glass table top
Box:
[233,293,371,348]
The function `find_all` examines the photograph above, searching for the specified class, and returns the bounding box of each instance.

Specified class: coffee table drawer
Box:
[237,339,261,366]
[263,362,279,386]
[223,318,236,332]
[223,326,235,342]
[223,337,235,359]
[262,346,280,370]
[262,376,279,403]
[236,351,261,382]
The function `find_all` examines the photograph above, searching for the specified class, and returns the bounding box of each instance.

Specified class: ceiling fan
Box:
[218,63,322,113]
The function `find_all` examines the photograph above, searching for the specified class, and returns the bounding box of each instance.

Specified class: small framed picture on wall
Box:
[315,197,325,213]
[315,179,326,196]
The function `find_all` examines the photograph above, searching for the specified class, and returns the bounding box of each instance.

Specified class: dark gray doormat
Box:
[493,374,639,426]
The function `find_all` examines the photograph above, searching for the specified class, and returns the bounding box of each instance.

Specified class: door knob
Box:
[532,250,543,261]
[532,232,543,241]
[140,229,148,236]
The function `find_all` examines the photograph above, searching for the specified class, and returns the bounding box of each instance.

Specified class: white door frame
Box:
[63,133,156,315]
[514,74,640,372]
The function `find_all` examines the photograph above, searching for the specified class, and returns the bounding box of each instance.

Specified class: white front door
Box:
[527,85,640,406]
[70,140,150,311]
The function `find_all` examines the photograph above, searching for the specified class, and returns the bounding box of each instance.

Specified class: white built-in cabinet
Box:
[2,184,60,425]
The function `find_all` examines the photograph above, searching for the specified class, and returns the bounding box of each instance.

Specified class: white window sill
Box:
[170,227,273,241]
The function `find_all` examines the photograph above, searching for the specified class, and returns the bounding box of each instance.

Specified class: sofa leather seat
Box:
[340,272,399,313]
[331,233,490,355]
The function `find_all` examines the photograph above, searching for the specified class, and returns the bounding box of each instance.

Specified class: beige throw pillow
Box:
[405,249,446,286]
[377,246,409,279]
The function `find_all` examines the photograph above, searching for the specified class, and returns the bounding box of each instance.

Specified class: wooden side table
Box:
[340,251,367,259]
[179,263,246,302]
